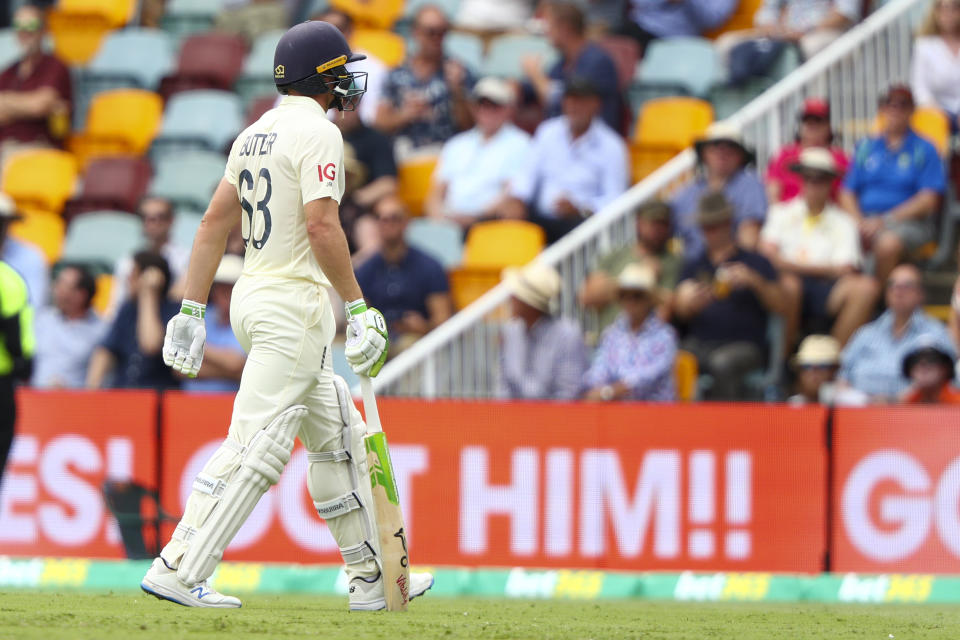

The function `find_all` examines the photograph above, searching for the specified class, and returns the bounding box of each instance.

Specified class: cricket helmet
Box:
[273,21,367,111]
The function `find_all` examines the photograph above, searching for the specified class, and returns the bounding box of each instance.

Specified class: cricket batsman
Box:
[140,21,434,610]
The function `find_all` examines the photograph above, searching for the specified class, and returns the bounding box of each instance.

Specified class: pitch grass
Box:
[1,592,960,640]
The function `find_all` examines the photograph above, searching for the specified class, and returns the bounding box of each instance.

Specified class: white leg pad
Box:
[176,404,307,586]
[306,377,380,578]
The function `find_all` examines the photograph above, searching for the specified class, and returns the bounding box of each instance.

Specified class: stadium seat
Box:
[632,37,718,100]
[705,0,765,39]
[162,32,248,99]
[330,0,404,30]
[234,30,285,105]
[171,211,203,250]
[1,149,78,216]
[83,29,174,90]
[402,0,462,20]
[631,97,714,182]
[60,0,136,27]
[91,273,113,314]
[69,89,164,166]
[150,151,226,212]
[152,90,244,156]
[397,156,439,217]
[449,220,545,309]
[46,9,114,65]
[9,211,65,264]
[351,29,406,68]
[161,0,225,42]
[66,156,152,219]
[598,35,641,90]
[245,95,277,126]
[911,107,950,156]
[0,29,21,71]
[406,218,463,268]
[674,349,699,402]
[444,31,483,73]
[61,211,142,267]
[483,34,558,80]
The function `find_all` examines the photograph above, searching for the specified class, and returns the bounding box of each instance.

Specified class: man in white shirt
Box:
[424,76,530,229]
[760,147,879,349]
[503,76,628,243]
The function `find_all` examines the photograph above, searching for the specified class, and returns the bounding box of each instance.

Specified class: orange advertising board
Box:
[159,396,828,572]
[832,407,960,573]
[0,389,158,558]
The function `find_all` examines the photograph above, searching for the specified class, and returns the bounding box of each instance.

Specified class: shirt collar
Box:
[563,116,601,145]
[615,312,655,335]
[279,95,328,114]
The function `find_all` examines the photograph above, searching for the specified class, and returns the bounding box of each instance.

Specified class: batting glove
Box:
[344,299,388,377]
[163,300,207,378]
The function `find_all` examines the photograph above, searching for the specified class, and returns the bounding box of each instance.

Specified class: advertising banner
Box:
[0,390,158,558]
[832,407,960,573]
[159,397,827,572]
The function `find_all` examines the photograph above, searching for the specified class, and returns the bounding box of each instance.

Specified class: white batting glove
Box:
[162,300,207,378]
[344,299,388,377]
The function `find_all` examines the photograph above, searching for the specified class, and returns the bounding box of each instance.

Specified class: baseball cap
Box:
[882,84,915,107]
[563,76,600,97]
[800,98,830,119]
[636,199,671,222]
[473,77,515,106]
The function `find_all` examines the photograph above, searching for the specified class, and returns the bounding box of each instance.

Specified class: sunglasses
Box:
[377,214,405,223]
[801,115,828,124]
[802,172,833,184]
[800,364,836,371]
[885,100,913,110]
[618,290,649,301]
[14,18,41,32]
[418,25,448,37]
[887,280,920,290]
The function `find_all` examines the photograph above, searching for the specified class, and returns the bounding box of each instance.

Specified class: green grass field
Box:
[2,593,960,640]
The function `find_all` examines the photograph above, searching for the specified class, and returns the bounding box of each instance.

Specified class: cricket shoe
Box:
[349,570,434,611]
[140,558,242,608]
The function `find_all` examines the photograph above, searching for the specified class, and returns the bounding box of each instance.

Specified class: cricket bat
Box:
[360,376,410,611]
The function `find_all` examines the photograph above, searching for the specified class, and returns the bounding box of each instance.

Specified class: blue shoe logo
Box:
[190,586,211,600]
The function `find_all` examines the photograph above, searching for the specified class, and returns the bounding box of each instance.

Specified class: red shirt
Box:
[766,143,849,202]
[903,385,960,405]
[0,53,72,146]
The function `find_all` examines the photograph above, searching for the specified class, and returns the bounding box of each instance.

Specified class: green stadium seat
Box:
[0,29,21,71]
[483,34,558,80]
[149,150,226,212]
[235,29,286,105]
[632,37,719,100]
[406,218,463,269]
[152,90,243,156]
[444,31,483,73]
[62,211,142,268]
[171,211,203,250]
[161,0,225,42]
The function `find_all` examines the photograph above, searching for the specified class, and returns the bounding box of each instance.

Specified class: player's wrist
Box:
[345,298,367,317]
[180,299,206,319]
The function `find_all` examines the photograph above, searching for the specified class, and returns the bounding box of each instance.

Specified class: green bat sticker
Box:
[366,432,400,506]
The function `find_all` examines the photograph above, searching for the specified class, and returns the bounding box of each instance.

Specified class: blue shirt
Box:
[182,305,245,394]
[355,247,449,330]
[2,237,48,309]
[510,115,628,217]
[843,130,946,214]
[437,123,531,216]
[584,312,677,401]
[671,169,768,260]
[545,43,622,132]
[839,309,953,398]
[630,0,737,36]
[31,307,105,388]
[499,315,588,400]
[678,248,777,347]
[101,299,181,390]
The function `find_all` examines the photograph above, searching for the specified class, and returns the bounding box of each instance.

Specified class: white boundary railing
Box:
[370,0,931,398]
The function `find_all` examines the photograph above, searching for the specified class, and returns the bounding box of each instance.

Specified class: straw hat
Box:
[617,262,656,293]
[695,191,734,227]
[213,254,243,285]
[790,147,841,177]
[473,76,515,105]
[694,122,755,166]
[793,335,840,368]
[503,262,561,314]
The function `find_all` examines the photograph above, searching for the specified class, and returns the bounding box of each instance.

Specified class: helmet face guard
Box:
[277,66,367,111]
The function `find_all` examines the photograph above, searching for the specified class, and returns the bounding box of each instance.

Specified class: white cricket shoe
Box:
[140,558,242,608]
[349,571,434,611]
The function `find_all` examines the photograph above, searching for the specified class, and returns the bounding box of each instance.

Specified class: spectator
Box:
[716,0,861,63]
[0,192,47,308]
[622,0,737,54]
[108,197,189,316]
[355,197,453,355]
[899,337,960,404]
[0,259,33,486]
[837,263,952,402]
[522,1,623,132]
[499,262,588,399]
[787,334,840,405]
[31,264,105,389]
[950,259,959,351]
[839,85,945,285]
[760,148,878,348]
[335,100,397,261]
[672,123,767,260]
[86,251,180,391]
[584,262,677,401]
[183,255,246,394]
[0,4,72,165]
[319,9,388,127]
[911,0,960,133]
[765,98,849,203]
[376,5,475,156]
[425,77,531,229]
[503,77,628,244]
[579,198,681,331]
[455,0,534,33]
[673,192,783,400]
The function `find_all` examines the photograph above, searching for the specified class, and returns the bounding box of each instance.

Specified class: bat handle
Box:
[360,376,383,434]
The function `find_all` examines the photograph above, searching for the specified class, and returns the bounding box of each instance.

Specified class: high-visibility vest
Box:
[0,260,35,377]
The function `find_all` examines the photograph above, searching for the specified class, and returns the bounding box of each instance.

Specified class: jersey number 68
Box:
[239,168,273,250]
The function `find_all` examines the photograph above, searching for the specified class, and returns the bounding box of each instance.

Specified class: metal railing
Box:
[371,0,931,398]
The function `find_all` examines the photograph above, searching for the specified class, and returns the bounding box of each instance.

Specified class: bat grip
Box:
[360,376,383,434]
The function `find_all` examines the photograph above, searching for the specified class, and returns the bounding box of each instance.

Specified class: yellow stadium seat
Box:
[873,107,951,156]
[47,10,114,65]
[705,0,765,39]
[449,221,546,309]
[674,349,698,402]
[924,305,952,323]
[351,29,406,68]
[69,89,163,166]
[2,149,78,215]
[631,97,713,182]
[397,155,439,216]
[330,0,404,29]
[92,273,113,315]
[9,211,65,264]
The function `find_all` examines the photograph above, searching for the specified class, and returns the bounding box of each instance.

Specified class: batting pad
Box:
[176,405,307,586]
[306,377,380,579]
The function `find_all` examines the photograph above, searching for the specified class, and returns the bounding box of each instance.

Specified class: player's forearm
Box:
[305,201,363,303]
[183,180,240,304]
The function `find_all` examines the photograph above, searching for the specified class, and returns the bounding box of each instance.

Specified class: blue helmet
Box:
[273,21,367,111]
